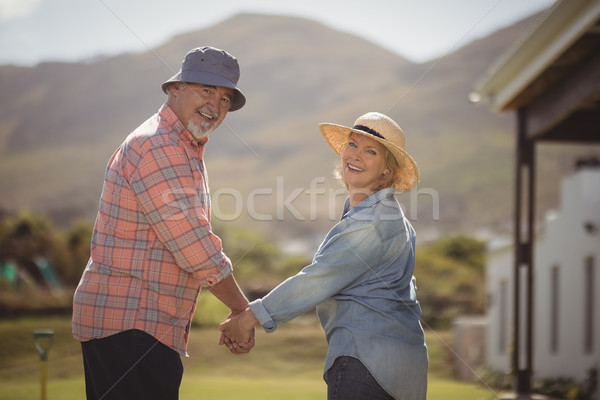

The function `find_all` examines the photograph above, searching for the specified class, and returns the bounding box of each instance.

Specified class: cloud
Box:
[0,0,41,20]
[0,0,555,66]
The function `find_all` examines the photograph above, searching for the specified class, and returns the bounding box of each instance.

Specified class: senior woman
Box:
[220,112,428,400]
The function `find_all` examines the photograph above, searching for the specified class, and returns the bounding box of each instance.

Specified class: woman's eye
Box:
[349,141,357,147]
[368,150,377,155]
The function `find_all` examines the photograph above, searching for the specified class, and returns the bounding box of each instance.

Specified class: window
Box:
[499,280,507,354]
[550,265,559,354]
[584,256,595,354]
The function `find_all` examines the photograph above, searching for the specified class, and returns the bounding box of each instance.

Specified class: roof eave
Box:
[474,0,600,113]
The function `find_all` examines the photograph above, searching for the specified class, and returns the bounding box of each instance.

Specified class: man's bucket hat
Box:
[162,46,246,111]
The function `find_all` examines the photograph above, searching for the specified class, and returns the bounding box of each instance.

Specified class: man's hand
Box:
[218,330,255,354]
[218,308,259,353]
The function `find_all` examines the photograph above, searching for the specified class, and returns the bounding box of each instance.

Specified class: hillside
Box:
[0,12,594,248]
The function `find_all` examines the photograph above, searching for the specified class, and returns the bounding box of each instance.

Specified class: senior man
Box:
[72,46,252,400]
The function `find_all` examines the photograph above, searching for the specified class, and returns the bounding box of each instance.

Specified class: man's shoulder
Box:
[125,113,179,151]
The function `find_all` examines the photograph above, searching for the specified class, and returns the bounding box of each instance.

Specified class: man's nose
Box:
[205,94,221,111]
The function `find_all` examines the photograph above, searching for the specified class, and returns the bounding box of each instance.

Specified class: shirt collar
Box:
[342,187,396,220]
[159,103,208,148]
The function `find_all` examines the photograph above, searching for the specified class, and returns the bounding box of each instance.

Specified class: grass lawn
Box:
[0,316,501,399]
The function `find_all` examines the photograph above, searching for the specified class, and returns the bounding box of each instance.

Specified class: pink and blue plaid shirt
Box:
[72,104,232,356]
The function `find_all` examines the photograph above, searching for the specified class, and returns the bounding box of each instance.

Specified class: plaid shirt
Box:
[72,104,232,356]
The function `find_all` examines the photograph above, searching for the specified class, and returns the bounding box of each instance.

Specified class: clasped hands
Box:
[218,308,258,354]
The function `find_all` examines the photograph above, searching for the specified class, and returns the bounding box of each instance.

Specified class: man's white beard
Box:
[187,119,215,140]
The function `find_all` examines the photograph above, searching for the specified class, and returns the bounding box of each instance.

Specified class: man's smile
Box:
[197,110,218,120]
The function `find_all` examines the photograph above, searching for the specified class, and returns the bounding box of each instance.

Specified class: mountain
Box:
[0,12,592,248]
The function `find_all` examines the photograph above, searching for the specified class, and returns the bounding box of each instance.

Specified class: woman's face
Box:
[341,133,389,195]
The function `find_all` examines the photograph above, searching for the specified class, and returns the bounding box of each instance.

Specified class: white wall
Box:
[486,168,600,387]
[535,169,600,382]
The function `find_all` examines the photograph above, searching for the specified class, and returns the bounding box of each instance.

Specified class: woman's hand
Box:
[218,308,259,353]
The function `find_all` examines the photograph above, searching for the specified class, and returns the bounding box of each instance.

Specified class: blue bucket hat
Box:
[162,46,246,111]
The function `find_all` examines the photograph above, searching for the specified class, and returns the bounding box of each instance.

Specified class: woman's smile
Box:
[346,163,365,172]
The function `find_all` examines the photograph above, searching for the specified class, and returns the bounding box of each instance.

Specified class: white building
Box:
[486,165,600,393]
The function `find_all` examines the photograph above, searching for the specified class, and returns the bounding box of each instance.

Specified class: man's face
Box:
[169,83,234,139]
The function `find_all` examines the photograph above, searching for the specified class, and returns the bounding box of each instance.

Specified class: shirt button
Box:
[264,321,277,333]
[206,275,218,286]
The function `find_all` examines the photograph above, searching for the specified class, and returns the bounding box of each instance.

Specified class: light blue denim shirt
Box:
[249,187,428,400]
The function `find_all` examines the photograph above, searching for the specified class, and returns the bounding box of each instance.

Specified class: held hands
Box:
[218,308,259,354]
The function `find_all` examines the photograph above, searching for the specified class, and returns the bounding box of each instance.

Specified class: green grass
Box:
[0,315,502,400]
[180,376,325,399]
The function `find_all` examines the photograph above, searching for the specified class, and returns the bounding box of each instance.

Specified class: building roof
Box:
[473,0,600,142]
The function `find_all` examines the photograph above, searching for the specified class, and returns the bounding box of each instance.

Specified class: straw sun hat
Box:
[319,112,419,193]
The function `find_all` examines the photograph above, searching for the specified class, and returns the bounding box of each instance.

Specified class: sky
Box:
[0,0,556,66]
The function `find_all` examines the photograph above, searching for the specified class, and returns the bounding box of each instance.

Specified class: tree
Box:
[416,235,487,329]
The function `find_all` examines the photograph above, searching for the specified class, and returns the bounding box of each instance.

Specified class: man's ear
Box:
[171,82,186,94]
